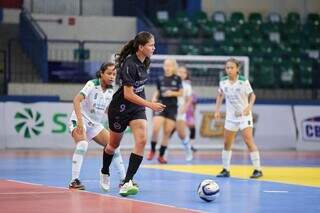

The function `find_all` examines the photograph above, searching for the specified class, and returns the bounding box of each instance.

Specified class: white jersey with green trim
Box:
[218,75,253,122]
[71,79,114,124]
[178,80,192,108]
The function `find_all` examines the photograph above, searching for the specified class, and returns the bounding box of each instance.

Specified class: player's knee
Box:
[136,136,147,147]
[75,140,88,155]
[105,143,118,154]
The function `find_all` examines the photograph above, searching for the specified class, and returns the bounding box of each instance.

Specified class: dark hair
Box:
[96,62,115,78]
[115,31,154,70]
[179,66,190,80]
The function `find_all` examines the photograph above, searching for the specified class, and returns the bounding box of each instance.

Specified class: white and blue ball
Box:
[197,179,220,202]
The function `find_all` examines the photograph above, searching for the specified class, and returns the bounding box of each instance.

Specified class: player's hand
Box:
[243,106,251,116]
[163,90,173,97]
[75,124,84,136]
[214,111,221,121]
[150,102,166,112]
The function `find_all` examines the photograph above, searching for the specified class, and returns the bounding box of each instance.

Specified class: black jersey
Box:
[157,74,182,107]
[109,54,149,113]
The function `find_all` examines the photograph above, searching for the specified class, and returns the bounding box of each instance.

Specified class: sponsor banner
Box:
[294,106,320,150]
[191,104,296,150]
[4,102,74,148]
[2,102,137,149]
[1,102,296,150]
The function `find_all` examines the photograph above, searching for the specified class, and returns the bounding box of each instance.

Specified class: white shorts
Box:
[68,115,104,142]
[224,118,253,132]
[176,112,186,121]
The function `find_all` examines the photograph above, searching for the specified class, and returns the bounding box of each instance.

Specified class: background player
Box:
[146,58,183,164]
[175,66,193,161]
[186,92,198,152]
[214,58,263,179]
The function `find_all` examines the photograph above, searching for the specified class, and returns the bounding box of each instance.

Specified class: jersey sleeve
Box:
[121,63,137,86]
[80,81,94,97]
[218,81,224,94]
[244,80,253,94]
[186,83,192,97]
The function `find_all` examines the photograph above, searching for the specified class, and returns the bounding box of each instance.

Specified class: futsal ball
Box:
[197,179,220,202]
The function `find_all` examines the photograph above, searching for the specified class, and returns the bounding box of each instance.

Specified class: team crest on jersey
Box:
[172,81,177,86]
[94,93,98,99]
[114,122,121,130]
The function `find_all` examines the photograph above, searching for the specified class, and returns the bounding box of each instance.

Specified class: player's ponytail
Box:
[115,31,154,69]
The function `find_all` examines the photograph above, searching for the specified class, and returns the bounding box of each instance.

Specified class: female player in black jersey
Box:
[146,58,183,164]
[100,31,166,196]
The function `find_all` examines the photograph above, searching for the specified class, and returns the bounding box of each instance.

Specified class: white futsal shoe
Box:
[100,172,110,191]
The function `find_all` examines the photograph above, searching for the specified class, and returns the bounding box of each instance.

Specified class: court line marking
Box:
[6,179,43,186]
[263,190,289,193]
[0,191,68,195]
[4,179,205,213]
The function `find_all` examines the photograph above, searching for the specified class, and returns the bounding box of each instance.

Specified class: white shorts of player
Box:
[176,112,186,121]
[224,118,253,132]
[68,115,104,141]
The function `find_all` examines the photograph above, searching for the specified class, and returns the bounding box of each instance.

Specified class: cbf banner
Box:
[294,105,320,150]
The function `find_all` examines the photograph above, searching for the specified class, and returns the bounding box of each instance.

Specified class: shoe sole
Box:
[119,186,139,197]
[250,175,263,179]
[69,186,85,190]
[100,185,110,192]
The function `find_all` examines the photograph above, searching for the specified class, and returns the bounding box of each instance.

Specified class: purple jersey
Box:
[186,93,197,125]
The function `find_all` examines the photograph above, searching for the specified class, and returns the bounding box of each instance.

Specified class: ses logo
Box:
[302,116,320,141]
[14,108,68,139]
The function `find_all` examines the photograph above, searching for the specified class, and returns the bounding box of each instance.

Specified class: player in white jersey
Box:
[68,63,126,190]
[176,66,193,161]
[214,58,263,179]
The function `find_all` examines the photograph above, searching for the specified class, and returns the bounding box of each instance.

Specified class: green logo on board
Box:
[14,108,44,138]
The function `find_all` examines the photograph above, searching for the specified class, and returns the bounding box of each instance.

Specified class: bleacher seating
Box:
[153,10,320,89]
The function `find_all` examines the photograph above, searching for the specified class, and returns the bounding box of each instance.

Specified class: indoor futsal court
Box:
[1,0,320,213]
[1,149,319,213]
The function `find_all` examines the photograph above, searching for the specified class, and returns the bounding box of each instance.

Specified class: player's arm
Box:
[214,91,224,120]
[163,77,183,97]
[123,86,165,112]
[243,92,256,116]
[73,93,85,128]
[151,90,159,102]
[163,88,183,97]
[243,80,255,115]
